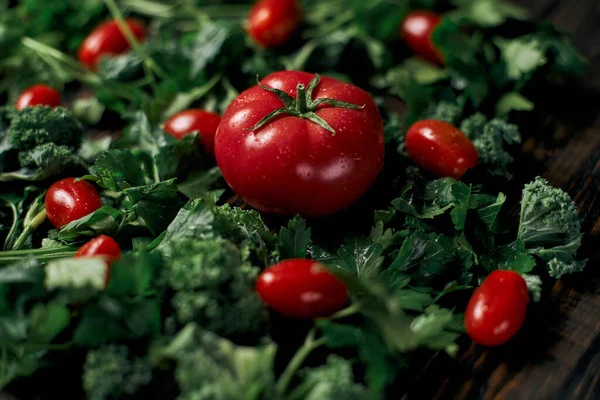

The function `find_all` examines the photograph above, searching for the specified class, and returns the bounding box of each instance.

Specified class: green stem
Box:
[119,0,249,20]
[200,4,250,19]
[0,346,12,390]
[24,342,72,351]
[0,247,78,265]
[21,37,140,101]
[1,200,18,251]
[329,303,360,320]
[251,75,364,134]
[103,0,169,82]
[12,209,47,251]
[274,328,326,397]
[294,84,308,113]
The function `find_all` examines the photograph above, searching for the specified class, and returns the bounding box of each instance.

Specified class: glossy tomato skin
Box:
[45,178,103,228]
[406,119,478,179]
[256,259,348,319]
[75,235,121,264]
[247,0,301,48]
[163,109,221,155]
[78,18,146,70]
[15,85,61,110]
[465,270,529,346]
[400,10,443,65]
[215,71,385,217]
[75,235,122,286]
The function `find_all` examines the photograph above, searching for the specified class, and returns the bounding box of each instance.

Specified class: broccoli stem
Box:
[1,200,18,251]
[274,327,326,397]
[104,0,169,84]
[10,192,47,251]
[11,210,47,251]
[0,246,77,265]
[329,303,360,320]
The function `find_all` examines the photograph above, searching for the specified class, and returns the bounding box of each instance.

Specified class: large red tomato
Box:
[78,18,146,71]
[214,71,384,217]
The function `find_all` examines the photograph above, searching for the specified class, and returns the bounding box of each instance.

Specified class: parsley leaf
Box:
[279,215,311,259]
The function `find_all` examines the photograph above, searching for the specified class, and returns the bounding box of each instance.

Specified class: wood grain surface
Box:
[406,1,600,399]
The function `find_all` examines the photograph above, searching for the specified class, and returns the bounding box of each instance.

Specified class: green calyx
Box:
[250,75,365,135]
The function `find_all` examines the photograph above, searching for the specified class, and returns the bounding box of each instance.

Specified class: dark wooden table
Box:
[407,1,600,399]
[2,2,598,400]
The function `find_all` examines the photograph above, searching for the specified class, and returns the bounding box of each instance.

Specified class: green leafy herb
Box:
[517,177,586,277]
[279,215,311,259]
[83,345,152,400]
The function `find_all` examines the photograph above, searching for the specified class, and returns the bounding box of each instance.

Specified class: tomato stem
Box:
[295,84,308,113]
[251,74,365,135]
[274,327,326,396]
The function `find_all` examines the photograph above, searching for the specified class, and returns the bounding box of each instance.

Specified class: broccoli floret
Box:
[167,238,268,339]
[159,324,277,400]
[0,107,18,172]
[547,257,587,279]
[213,204,278,266]
[422,101,463,125]
[18,142,84,168]
[458,112,487,135]
[8,106,83,151]
[0,106,16,129]
[297,356,379,400]
[460,113,521,179]
[9,142,87,181]
[518,177,586,277]
[83,345,152,400]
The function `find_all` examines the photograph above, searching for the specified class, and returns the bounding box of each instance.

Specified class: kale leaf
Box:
[518,177,586,278]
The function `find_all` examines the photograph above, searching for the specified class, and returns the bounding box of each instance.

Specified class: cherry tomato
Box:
[45,178,103,229]
[215,71,384,217]
[400,10,443,65]
[465,270,530,346]
[247,0,301,48]
[163,109,221,155]
[15,85,61,111]
[256,259,348,319]
[406,119,478,179]
[75,235,122,286]
[78,18,146,71]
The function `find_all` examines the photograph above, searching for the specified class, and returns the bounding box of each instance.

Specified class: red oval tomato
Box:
[75,235,121,264]
[75,235,122,286]
[400,10,443,65]
[215,71,384,217]
[247,0,301,48]
[465,270,530,346]
[15,85,61,111]
[45,178,103,228]
[406,119,478,179]
[163,109,221,155]
[256,259,348,319]
[78,18,146,70]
